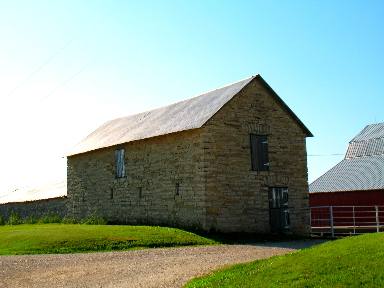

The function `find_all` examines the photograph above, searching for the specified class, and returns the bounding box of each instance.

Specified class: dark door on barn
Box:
[268,187,290,233]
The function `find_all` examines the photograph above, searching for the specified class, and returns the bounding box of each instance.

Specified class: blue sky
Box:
[0,0,383,200]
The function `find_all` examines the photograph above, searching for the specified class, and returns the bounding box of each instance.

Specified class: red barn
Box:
[309,123,384,232]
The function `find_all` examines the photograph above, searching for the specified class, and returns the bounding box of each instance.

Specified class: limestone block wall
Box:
[67,78,310,234]
[0,197,68,220]
[67,129,206,229]
[202,78,310,234]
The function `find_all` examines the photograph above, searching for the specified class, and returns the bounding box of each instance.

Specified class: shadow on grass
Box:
[189,230,328,249]
[105,220,329,249]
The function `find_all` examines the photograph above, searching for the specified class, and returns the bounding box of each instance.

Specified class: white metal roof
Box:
[310,122,384,193]
[67,74,312,156]
[309,155,384,193]
[68,76,254,156]
[350,123,384,142]
[0,181,66,204]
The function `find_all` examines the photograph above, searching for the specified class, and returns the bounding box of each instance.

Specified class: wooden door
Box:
[269,187,290,233]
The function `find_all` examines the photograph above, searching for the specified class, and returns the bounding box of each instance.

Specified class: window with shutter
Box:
[250,134,269,171]
[115,148,126,178]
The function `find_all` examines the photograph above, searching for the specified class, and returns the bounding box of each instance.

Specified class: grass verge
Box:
[0,224,217,255]
[185,233,384,287]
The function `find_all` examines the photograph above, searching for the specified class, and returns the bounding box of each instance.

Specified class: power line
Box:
[308,153,344,157]
[6,40,73,97]
[38,61,91,103]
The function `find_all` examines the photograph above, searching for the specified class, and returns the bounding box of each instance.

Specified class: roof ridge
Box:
[109,75,256,122]
[67,76,255,156]
[67,74,312,156]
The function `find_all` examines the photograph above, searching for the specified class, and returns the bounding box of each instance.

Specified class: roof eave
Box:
[310,187,384,194]
[255,75,313,137]
[66,126,203,157]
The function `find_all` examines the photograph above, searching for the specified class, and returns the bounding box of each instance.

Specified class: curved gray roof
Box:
[346,138,384,159]
[310,122,384,193]
[68,74,312,156]
[309,155,384,192]
[351,123,384,142]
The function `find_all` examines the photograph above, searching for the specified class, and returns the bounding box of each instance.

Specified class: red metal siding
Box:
[310,190,384,229]
[309,190,384,206]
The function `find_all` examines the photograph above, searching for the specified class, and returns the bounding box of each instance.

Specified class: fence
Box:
[311,205,384,236]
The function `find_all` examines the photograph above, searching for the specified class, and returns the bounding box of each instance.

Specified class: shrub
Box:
[7,212,22,225]
[38,213,62,224]
[81,214,107,225]
[0,215,5,225]
[62,216,78,224]
[23,215,38,224]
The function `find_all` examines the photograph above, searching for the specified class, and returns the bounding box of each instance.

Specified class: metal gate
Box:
[311,205,384,236]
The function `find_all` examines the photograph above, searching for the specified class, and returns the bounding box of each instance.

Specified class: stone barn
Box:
[67,74,312,234]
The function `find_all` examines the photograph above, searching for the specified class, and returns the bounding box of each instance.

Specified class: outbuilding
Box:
[309,123,384,229]
[310,123,384,206]
[67,75,312,234]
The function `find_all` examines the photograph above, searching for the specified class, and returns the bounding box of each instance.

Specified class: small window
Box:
[115,148,126,178]
[250,134,269,171]
[175,183,180,196]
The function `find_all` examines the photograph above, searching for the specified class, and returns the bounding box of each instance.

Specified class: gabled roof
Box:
[310,122,384,193]
[0,181,66,204]
[68,75,312,156]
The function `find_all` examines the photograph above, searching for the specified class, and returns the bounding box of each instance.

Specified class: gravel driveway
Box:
[0,240,322,288]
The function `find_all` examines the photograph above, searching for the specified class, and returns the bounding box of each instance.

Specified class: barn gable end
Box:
[200,77,310,233]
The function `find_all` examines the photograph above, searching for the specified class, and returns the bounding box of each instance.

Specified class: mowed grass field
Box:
[0,224,217,255]
[185,233,384,288]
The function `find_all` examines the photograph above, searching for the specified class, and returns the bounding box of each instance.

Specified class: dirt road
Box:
[0,241,321,288]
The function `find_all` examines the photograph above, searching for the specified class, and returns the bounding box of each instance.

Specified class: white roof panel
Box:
[68,76,254,156]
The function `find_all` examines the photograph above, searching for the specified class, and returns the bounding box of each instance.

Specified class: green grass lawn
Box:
[0,224,217,255]
[185,233,384,288]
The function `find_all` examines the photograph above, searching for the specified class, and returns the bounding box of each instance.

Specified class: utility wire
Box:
[308,153,344,157]
[6,40,73,97]
[38,61,92,103]
[1,41,88,201]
